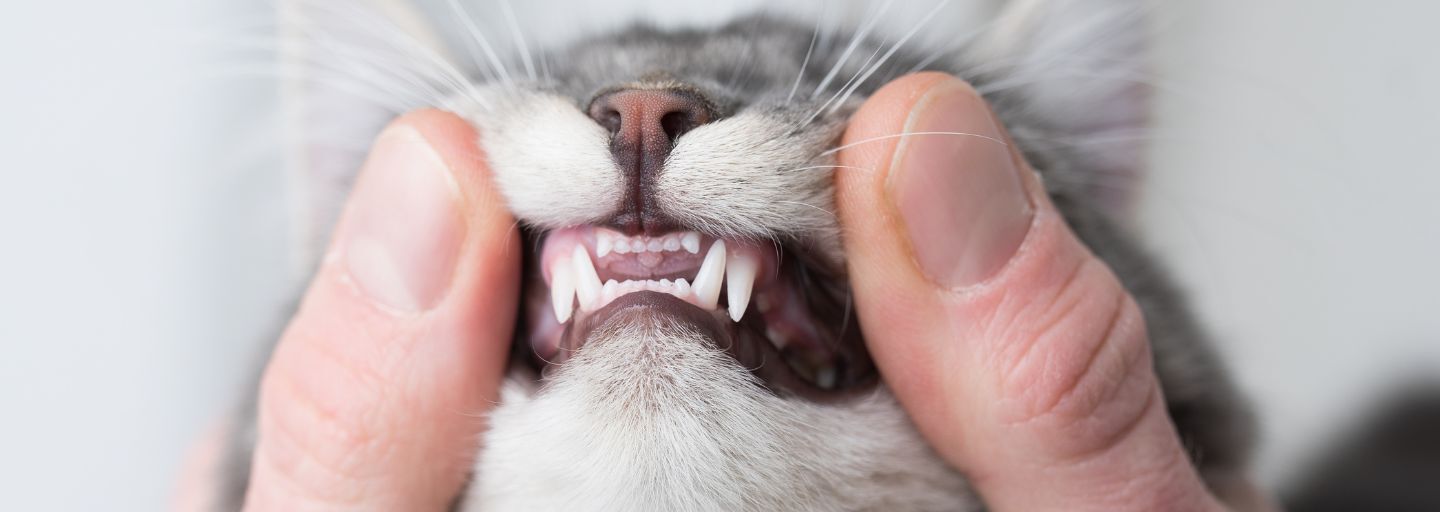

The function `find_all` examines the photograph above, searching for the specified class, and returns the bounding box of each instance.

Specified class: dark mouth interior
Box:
[514,224,877,400]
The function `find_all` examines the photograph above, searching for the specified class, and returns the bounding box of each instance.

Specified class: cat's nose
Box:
[588,88,716,235]
[589,89,714,157]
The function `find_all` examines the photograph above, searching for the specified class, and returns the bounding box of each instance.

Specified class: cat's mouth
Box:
[519,225,876,398]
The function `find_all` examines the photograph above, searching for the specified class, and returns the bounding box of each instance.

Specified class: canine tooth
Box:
[571,245,602,311]
[663,237,680,252]
[550,256,576,323]
[692,240,726,309]
[674,278,691,296]
[681,232,701,254]
[726,252,758,322]
[647,239,664,252]
[630,239,646,253]
[596,233,613,258]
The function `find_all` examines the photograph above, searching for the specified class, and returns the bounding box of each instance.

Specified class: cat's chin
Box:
[466,307,977,511]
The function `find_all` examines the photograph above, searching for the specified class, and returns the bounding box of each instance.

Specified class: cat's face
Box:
[282,2,1147,509]
[475,16,887,402]
[459,19,972,509]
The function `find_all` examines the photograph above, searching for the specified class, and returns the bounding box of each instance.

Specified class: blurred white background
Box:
[1,1,1436,510]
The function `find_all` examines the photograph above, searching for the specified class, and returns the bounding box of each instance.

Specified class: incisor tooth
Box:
[692,240,726,309]
[726,252,758,322]
[663,237,680,252]
[571,245,602,310]
[596,233,613,258]
[550,256,576,323]
[681,232,701,254]
[602,279,619,304]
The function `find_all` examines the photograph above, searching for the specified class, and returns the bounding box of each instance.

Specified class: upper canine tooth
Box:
[550,256,576,323]
[571,245,602,311]
[692,240,726,309]
[681,232,701,254]
[726,251,758,322]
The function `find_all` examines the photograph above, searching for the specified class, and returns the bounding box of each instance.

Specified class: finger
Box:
[244,110,520,510]
[835,73,1221,512]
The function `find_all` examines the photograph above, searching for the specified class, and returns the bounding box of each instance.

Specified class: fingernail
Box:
[335,125,464,312]
[888,81,1034,288]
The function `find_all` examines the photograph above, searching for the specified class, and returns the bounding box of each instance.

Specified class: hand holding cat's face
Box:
[184,75,1257,512]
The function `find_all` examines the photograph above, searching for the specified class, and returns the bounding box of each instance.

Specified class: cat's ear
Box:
[277,0,461,269]
[968,0,1148,218]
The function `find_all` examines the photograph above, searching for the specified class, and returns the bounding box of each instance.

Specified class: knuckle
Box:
[991,259,1159,458]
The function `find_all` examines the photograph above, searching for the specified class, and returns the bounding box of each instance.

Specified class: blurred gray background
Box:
[1,0,1436,509]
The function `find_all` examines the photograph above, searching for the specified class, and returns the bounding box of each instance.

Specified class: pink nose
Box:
[588,88,715,235]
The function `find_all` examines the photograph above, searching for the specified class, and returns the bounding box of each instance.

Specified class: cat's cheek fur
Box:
[464,315,975,511]
[471,90,625,230]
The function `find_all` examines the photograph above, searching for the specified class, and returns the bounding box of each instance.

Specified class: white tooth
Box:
[681,232,701,254]
[647,239,664,252]
[630,239,646,253]
[602,279,619,304]
[663,237,680,252]
[571,245,602,310]
[815,367,837,390]
[765,327,788,350]
[614,239,630,254]
[726,252,758,322]
[596,233,613,258]
[550,256,576,323]
[692,240,726,309]
[659,278,672,288]
[674,278,691,296]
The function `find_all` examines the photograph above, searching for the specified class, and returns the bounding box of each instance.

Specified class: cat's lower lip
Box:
[560,291,728,359]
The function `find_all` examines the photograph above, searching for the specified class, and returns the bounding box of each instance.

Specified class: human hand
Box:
[834,73,1245,511]
[238,110,520,509]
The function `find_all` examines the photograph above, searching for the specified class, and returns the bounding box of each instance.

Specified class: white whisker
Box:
[448,0,513,86]
[499,0,538,82]
[788,6,824,103]
[811,0,893,99]
[826,0,953,116]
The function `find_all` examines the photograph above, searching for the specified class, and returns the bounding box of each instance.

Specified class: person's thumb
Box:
[835,73,1220,511]
[244,110,520,510]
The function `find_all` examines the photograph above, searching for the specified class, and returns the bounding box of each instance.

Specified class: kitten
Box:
[222,1,1257,510]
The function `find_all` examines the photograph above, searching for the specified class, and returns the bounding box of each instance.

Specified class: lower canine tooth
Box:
[692,240,726,309]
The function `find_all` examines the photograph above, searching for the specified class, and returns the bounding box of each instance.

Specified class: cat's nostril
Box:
[587,89,714,145]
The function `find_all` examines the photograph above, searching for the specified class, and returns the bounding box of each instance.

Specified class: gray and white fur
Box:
[219,0,1256,510]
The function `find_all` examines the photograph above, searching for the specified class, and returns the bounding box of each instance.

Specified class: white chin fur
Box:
[464,312,976,511]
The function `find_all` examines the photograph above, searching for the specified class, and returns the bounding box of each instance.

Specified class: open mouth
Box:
[519,225,876,398]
